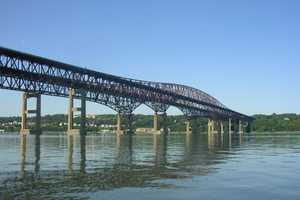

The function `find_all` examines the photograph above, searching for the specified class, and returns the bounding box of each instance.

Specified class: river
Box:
[0,133,299,200]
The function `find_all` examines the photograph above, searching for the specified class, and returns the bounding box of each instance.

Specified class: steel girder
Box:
[144,102,170,113]
[0,47,252,121]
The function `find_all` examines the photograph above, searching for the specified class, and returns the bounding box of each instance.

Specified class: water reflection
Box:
[116,135,133,164]
[0,132,300,200]
[67,135,74,174]
[153,135,167,167]
[20,134,26,178]
[79,135,86,174]
[34,135,41,175]
[20,134,41,178]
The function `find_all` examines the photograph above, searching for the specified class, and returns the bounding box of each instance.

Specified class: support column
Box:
[228,118,232,135]
[228,118,232,147]
[36,95,41,132]
[239,120,243,135]
[20,92,41,135]
[208,120,215,150]
[220,121,224,135]
[162,112,168,134]
[127,113,134,134]
[186,119,192,134]
[246,122,252,133]
[67,89,86,135]
[21,93,28,131]
[153,111,158,131]
[68,89,74,131]
[208,119,215,134]
[80,93,86,134]
[220,121,224,143]
[116,112,124,135]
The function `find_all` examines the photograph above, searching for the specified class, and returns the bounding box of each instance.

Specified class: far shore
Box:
[1,131,300,136]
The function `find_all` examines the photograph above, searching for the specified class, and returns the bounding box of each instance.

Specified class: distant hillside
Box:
[0,113,299,132]
[252,113,300,132]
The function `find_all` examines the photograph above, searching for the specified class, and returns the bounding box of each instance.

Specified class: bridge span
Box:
[0,47,253,135]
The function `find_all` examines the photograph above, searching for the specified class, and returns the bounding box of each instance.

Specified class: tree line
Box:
[0,113,299,132]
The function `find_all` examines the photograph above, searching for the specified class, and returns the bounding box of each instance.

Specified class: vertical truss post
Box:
[20,92,41,135]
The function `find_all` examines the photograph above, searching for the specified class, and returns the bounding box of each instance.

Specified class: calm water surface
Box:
[0,133,299,200]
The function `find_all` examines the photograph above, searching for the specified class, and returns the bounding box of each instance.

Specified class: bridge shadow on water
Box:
[0,132,251,200]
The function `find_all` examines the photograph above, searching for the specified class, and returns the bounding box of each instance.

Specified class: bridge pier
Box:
[220,120,224,140]
[67,89,86,135]
[228,118,233,135]
[239,120,244,135]
[232,119,238,134]
[185,119,192,134]
[20,92,41,135]
[245,121,252,133]
[162,112,168,134]
[208,119,216,134]
[146,102,169,134]
[116,112,123,135]
[228,118,233,142]
[116,112,134,135]
[153,111,159,131]
[152,111,168,134]
[220,121,224,134]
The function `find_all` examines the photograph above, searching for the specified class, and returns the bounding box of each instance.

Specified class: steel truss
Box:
[0,47,252,121]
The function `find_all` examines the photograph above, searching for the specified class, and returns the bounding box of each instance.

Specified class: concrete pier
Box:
[153,111,158,131]
[208,119,215,134]
[220,121,224,134]
[186,119,192,134]
[228,118,232,135]
[116,113,135,135]
[67,89,86,135]
[20,92,41,135]
[239,120,244,135]
[116,112,124,135]
[228,118,232,142]
[162,112,168,134]
[246,121,252,133]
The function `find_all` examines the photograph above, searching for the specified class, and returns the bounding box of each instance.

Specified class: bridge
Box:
[0,46,253,135]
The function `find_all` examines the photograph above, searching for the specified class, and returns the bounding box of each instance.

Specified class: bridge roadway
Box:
[0,47,253,135]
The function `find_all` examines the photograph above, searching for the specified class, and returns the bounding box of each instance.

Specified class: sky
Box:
[0,0,299,116]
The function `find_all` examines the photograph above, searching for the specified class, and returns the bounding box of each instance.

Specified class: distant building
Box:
[87,114,96,119]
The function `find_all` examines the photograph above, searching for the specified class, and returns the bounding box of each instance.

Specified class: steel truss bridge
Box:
[0,47,252,124]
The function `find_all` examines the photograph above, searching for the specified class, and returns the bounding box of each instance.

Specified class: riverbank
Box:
[1,130,300,136]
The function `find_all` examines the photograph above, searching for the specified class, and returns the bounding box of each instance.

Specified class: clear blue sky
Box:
[0,0,299,116]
